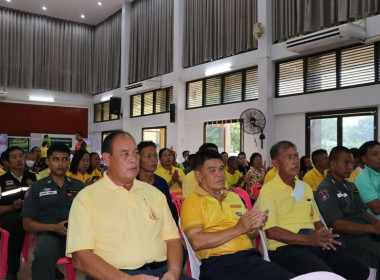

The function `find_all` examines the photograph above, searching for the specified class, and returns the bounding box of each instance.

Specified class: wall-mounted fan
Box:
[240,108,266,149]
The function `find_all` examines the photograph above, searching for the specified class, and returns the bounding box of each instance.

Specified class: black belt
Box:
[122,261,167,271]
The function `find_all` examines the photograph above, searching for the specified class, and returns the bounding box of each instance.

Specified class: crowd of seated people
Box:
[1,134,380,280]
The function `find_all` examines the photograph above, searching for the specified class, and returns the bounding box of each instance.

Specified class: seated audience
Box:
[181,149,294,280]
[171,150,185,171]
[154,148,185,193]
[257,141,369,279]
[355,141,380,219]
[303,149,329,191]
[245,152,266,188]
[90,152,106,175]
[237,151,250,175]
[182,143,222,198]
[225,156,245,189]
[184,154,195,174]
[137,141,178,223]
[315,146,380,272]
[66,150,102,185]
[181,150,190,170]
[0,146,37,280]
[221,151,228,170]
[21,143,85,280]
[32,146,48,172]
[346,147,363,183]
[299,156,313,180]
[66,131,191,279]
[0,151,9,175]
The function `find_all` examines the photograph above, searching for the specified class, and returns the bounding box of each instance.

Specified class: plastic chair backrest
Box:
[57,257,76,280]
[172,196,183,217]
[170,190,183,198]
[179,218,201,280]
[0,227,10,279]
[251,184,263,200]
[290,272,345,280]
[233,188,252,210]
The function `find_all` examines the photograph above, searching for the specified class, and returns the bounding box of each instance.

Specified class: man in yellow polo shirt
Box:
[303,149,329,192]
[257,140,369,280]
[181,149,294,280]
[66,131,192,280]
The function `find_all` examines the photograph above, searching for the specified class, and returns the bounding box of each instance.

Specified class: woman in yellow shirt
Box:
[66,150,102,185]
[154,148,185,192]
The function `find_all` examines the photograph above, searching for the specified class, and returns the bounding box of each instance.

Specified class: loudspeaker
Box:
[110,97,121,115]
[170,103,175,123]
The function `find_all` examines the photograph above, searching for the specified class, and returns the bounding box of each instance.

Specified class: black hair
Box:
[329,146,352,162]
[198,143,218,152]
[187,154,195,161]
[227,156,238,166]
[220,151,228,156]
[3,146,24,162]
[300,156,310,175]
[47,143,71,158]
[70,150,91,174]
[158,148,171,158]
[359,141,380,158]
[238,152,246,158]
[311,149,328,165]
[42,141,49,147]
[193,149,223,171]
[1,151,6,161]
[182,150,190,157]
[270,141,297,160]
[137,141,157,153]
[350,148,360,159]
[249,152,262,165]
[102,130,134,154]
[31,146,40,152]
[76,131,83,137]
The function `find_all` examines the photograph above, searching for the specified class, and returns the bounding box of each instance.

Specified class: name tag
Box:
[230,204,242,208]
[39,190,57,197]
[337,192,348,198]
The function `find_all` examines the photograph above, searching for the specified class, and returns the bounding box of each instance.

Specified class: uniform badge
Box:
[5,180,14,186]
[25,188,31,197]
[235,212,243,217]
[319,189,329,201]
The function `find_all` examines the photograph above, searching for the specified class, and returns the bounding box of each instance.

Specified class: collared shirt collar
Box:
[103,171,142,192]
[274,172,299,190]
[46,175,73,186]
[193,184,228,201]
[364,165,380,176]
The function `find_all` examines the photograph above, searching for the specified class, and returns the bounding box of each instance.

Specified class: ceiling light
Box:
[42,6,47,10]
[6,0,11,2]
[80,14,85,19]
[29,95,55,103]
[97,2,102,6]
[205,63,232,76]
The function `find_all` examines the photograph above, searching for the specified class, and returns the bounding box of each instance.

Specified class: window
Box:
[204,120,243,155]
[94,101,120,123]
[306,108,377,155]
[187,67,258,109]
[276,43,378,97]
[142,127,166,149]
[131,87,173,117]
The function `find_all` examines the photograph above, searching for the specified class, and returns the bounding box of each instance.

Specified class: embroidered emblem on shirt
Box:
[67,190,79,197]
[319,189,329,201]
[235,212,243,217]
[39,190,57,197]
[25,188,31,197]
[5,180,14,186]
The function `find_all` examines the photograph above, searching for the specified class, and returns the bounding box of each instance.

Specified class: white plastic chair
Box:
[179,218,201,280]
[291,271,346,280]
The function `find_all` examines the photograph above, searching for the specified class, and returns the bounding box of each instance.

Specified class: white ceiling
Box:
[0,0,126,25]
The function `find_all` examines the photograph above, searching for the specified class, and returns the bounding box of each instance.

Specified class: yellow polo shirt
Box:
[263,167,278,184]
[303,167,328,192]
[181,185,251,259]
[182,170,229,198]
[258,173,320,251]
[41,146,48,158]
[154,166,185,192]
[346,168,361,183]
[37,168,50,180]
[225,170,243,188]
[66,172,179,269]
[66,169,102,184]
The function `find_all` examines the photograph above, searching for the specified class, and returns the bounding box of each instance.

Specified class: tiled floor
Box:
[7,234,86,280]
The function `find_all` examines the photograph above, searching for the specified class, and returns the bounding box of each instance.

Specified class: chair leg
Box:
[21,232,30,262]
[65,262,76,280]
[0,228,10,279]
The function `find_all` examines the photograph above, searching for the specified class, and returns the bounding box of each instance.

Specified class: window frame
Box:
[93,101,121,123]
[130,87,173,118]
[141,126,167,149]
[305,107,378,156]
[186,67,258,110]
[203,119,244,154]
[276,42,379,98]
